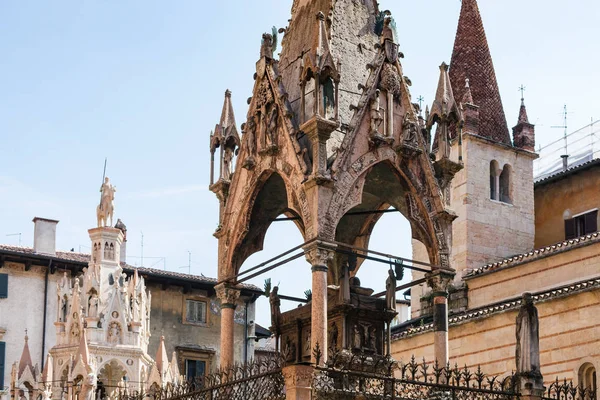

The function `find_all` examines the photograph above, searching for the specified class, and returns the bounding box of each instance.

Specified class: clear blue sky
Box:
[1,0,598,327]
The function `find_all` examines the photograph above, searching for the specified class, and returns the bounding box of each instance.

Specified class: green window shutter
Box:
[0,274,7,298]
[0,342,5,388]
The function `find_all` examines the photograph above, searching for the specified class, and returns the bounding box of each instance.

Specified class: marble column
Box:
[303,242,335,365]
[426,269,455,367]
[215,283,241,369]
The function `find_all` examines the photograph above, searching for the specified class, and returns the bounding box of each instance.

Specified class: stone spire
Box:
[429,62,462,158]
[449,0,511,145]
[76,326,90,368]
[462,78,474,105]
[41,354,53,383]
[219,90,240,148]
[18,333,33,376]
[155,336,169,378]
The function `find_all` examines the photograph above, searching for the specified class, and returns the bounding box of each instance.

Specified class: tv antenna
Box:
[179,251,191,275]
[551,105,569,157]
[6,233,22,246]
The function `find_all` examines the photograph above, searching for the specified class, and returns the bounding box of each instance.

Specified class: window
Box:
[185,300,207,324]
[185,359,206,380]
[490,161,512,204]
[499,165,512,203]
[565,210,598,240]
[0,274,7,298]
[579,363,597,399]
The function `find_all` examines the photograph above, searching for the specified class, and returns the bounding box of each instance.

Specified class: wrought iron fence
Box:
[313,354,519,400]
[117,356,285,400]
[543,378,597,400]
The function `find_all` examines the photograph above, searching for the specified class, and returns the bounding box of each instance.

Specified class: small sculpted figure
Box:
[516,292,541,376]
[385,267,397,310]
[97,177,116,227]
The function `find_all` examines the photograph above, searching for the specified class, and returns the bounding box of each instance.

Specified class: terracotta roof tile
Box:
[449,0,511,145]
[0,245,261,291]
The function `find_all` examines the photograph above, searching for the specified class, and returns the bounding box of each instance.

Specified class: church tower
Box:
[447,0,537,277]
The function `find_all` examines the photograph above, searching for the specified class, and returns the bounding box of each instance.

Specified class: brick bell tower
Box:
[447,0,537,276]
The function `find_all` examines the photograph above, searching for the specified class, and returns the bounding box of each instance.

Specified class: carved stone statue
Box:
[108,322,121,344]
[245,116,257,157]
[222,147,234,181]
[266,104,279,148]
[380,16,394,44]
[353,324,362,349]
[60,296,68,322]
[88,293,99,318]
[97,177,116,227]
[402,114,418,146]
[370,90,384,136]
[42,384,52,400]
[269,286,281,332]
[80,372,97,400]
[385,267,397,311]
[329,322,338,352]
[516,292,541,376]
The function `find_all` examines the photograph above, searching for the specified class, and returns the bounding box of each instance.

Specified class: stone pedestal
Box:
[426,269,455,367]
[283,364,314,400]
[519,374,545,400]
[216,283,241,369]
[85,317,100,329]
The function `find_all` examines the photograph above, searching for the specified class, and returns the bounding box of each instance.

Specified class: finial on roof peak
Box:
[462,78,474,105]
[225,89,232,98]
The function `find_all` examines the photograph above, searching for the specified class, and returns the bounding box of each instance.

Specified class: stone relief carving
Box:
[108,322,122,344]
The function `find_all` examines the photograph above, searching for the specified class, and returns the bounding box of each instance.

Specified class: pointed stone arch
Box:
[223,170,308,279]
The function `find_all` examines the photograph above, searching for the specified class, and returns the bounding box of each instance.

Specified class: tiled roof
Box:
[534,158,600,186]
[0,244,261,292]
[449,0,511,145]
[392,275,600,339]
[464,232,600,278]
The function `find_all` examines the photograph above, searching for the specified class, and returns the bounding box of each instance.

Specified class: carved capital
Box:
[215,283,241,308]
[303,241,336,269]
[425,269,455,296]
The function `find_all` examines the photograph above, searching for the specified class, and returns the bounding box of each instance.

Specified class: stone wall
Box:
[534,165,600,248]
[451,135,536,278]
[392,289,600,386]
[147,283,257,372]
[0,262,60,394]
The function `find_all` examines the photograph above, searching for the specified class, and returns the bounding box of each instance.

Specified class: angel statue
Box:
[260,26,279,60]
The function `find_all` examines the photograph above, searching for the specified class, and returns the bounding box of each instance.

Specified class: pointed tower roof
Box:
[18,333,33,377]
[518,98,530,124]
[219,90,241,149]
[449,0,511,145]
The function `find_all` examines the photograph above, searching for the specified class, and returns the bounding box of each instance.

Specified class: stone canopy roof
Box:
[0,244,262,293]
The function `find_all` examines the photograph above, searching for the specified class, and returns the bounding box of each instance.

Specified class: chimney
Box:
[32,217,59,255]
[561,154,569,171]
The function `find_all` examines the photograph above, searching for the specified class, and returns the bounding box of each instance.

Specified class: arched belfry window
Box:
[579,363,597,399]
[499,164,512,204]
[490,160,500,200]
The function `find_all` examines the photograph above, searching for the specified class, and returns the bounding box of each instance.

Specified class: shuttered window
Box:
[565,210,598,240]
[185,300,207,324]
[0,274,7,298]
[0,342,5,388]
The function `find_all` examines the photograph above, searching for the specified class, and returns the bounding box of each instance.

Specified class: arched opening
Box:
[98,360,128,398]
[334,161,429,324]
[499,164,512,204]
[230,172,305,277]
[579,362,597,398]
[490,160,500,200]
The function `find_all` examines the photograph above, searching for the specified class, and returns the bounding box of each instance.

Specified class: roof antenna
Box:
[551,105,569,171]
